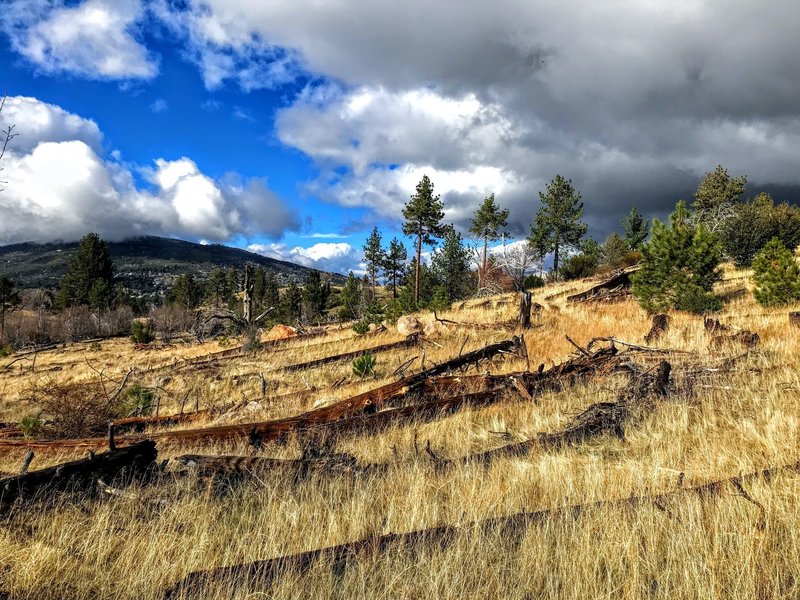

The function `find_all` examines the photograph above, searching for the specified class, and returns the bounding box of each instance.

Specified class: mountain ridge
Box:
[0,236,345,297]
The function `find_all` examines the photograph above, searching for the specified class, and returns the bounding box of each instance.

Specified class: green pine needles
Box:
[631,201,723,314]
[752,237,800,307]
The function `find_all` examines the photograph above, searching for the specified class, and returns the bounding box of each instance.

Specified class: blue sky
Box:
[1,1,799,274]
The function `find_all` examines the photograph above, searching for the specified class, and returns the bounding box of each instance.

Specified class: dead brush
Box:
[26,381,114,438]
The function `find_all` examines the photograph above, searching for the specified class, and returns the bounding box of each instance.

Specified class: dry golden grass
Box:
[1,268,799,599]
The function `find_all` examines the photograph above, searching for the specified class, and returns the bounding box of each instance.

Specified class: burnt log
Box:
[280,335,419,372]
[442,359,669,468]
[566,268,638,303]
[0,440,156,511]
[112,410,213,434]
[0,338,523,451]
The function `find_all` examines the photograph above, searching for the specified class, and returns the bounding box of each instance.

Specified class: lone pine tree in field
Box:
[752,238,800,307]
[382,237,407,299]
[621,207,649,250]
[56,233,115,309]
[534,175,587,280]
[362,227,384,301]
[632,200,722,313]
[469,194,509,288]
[403,175,446,303]
[693,164,747,232]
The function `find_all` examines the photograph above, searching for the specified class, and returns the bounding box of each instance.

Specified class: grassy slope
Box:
[0,266,799,599]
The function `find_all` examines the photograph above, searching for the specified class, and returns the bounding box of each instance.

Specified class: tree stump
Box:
[644,314,669,344]
[518,291,533,330]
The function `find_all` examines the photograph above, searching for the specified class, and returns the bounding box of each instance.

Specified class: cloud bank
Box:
[167,0,800,238]
[0,96,300,244]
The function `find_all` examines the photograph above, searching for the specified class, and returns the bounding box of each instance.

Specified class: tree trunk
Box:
[392,270,397,299]
[480,237,488,289]
[414,235,422,304]
[553,239,560,280]
[243,269,252,324]
[518,291,532,329]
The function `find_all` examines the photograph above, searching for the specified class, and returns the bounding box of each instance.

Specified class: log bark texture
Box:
[0,440,157,511]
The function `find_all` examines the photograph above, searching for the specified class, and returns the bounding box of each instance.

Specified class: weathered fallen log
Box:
[0,440,157,512]
[279,335,419,372]
[439,360,670,468]
[141,328,333,376]
[112,410,213,434]
[0,338,523,451]
[567,268,639,303]
[164,457,799,598]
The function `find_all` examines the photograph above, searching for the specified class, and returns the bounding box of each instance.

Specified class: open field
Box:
[1,266,799,599]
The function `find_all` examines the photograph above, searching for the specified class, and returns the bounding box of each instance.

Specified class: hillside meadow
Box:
[0,265,798,599]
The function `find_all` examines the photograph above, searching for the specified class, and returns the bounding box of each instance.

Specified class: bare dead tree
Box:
[0,94,19,192]
[496,238,537,291]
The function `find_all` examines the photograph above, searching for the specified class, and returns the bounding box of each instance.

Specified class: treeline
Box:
[3,164,800,351]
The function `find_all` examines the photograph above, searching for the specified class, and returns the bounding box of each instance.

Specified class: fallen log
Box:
[0,338,523,451]
[164,457,799,598]
[566,268,639,303]
[112,410,213,434]
[0,440,157,512]
[439,360,669,468]
[141,328,333,376]
[279,334,419,372]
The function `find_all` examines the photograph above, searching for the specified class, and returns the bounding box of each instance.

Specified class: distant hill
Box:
[0,236,345,297]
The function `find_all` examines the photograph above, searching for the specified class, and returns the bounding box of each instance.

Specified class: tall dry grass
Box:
[0,270,799,599]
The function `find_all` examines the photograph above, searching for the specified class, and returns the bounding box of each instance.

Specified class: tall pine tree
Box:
[302,270,329,322]
[362,227,384,301]
[631,201,722,313]
[402,175,446,303]
[693,165,747,231]
[263,273,280,313]
[431,226,475,302]
[56,233,115,308]
[534,175,587,280]
[279,281,303,323]
[337,272,361,320]
[469,194,509,287]
[528,211,551,278]
[382,238,407,299]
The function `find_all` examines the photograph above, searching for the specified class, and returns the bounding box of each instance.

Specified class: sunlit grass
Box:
[1,267,799,599]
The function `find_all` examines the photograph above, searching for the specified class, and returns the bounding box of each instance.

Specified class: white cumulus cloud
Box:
[3,0,158,80]
[248,242,362,275]
[0,96,300,244]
